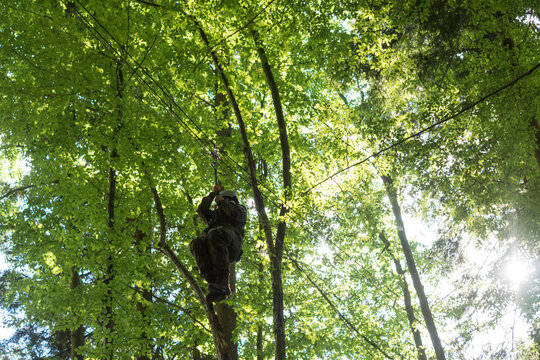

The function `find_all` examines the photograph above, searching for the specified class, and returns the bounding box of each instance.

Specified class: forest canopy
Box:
[0,0,539,359]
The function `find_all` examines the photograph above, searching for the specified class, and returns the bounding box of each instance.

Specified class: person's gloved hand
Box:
[212,184,222,194]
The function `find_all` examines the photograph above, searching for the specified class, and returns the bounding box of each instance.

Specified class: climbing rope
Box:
[211,143,220,185]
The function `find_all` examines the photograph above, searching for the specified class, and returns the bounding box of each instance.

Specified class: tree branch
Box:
[141,162,231,360]
[0,184,35,200]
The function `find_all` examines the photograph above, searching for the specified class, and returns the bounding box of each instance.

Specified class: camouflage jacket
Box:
[197,191,247,238]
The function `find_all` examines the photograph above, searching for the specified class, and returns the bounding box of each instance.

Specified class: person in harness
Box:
[190,184,247,302]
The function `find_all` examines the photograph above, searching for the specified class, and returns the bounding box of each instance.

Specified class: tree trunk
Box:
[215,263,239,360]
[256,236,266,360]
[134,228,153,360]
[532,115,540,171]
[102,63,124,360]
[70,268,85,360]
[381,175,446,360]
[379,232,427,360]
[257,322,264,360]
[250,27,291,360]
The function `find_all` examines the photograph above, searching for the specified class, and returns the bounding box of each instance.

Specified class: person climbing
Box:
[190,184,247,303]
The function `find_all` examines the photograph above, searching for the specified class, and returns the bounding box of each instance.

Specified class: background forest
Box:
[0,0,538,359]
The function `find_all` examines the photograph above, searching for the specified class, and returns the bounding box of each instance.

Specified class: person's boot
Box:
[206,271,230,303]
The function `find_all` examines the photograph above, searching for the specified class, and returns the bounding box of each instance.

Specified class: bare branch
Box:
[0,184,35,200]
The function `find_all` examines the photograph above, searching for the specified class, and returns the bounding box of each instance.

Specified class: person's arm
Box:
[197,184,222,223]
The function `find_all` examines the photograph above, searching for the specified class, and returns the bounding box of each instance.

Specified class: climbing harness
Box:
[211,143,220,185]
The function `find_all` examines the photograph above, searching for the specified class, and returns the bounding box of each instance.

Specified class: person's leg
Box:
[206,227,232,301]
[189,235,215,283]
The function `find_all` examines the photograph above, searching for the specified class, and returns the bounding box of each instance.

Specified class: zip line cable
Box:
[71,0,289,208]
[67,1,213,152]
[303,62,540,194]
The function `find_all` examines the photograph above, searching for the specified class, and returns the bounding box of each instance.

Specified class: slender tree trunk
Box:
[250,27,291,360]
[256,226,266,360]
[102,63,123,360]
[532,115,540,171]
[215,263,239,360]
[257,322,264,360]
[134,228,153,360]
[70,268,85,360]
[379,232,427,360]
[381,175,446,360]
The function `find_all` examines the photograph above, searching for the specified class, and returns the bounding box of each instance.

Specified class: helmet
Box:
[219,190,237,199]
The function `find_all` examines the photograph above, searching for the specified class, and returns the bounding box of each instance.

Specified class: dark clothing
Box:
[189,191,247,300]
[197,191,247,243]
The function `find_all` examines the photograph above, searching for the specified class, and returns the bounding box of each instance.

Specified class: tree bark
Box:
[257,257,265,360]
[257,324,264,360]
[102,62,124,360]
[215,263,239,360]
[532,115,540,171]
[69,268,85,360]
[381,175,446,360]
[250,27,291,360]
[379,232,427,360]
[134,228,153,360]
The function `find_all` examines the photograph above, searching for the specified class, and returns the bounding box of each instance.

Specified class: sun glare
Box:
[504,258,532,286]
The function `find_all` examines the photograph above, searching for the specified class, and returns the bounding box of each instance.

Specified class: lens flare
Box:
[504,257,532,286]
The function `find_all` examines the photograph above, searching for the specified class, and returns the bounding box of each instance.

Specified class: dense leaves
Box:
[0,0,538,359]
